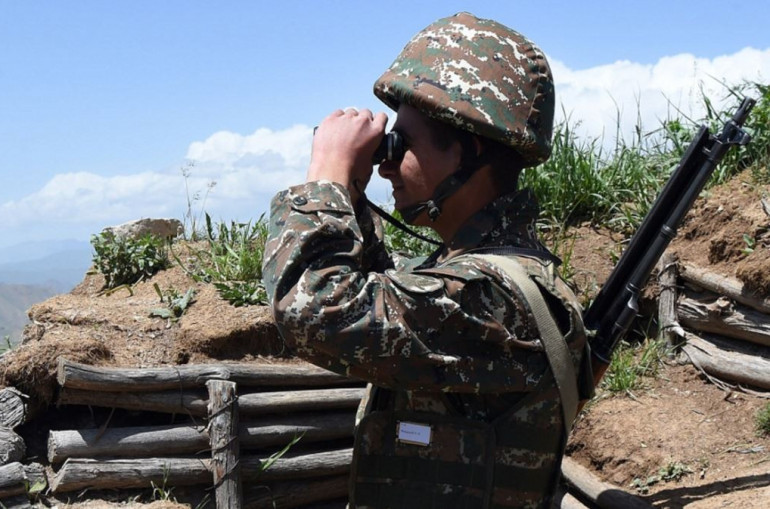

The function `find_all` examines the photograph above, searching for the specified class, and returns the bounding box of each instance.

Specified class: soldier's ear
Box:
[472,135,484,158]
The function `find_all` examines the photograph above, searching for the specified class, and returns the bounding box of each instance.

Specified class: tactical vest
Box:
[349,254,588,509]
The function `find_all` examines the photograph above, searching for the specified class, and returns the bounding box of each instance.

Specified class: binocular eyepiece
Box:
[371,131,405,164]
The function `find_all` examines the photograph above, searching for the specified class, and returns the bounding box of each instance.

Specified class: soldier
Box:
[263,12,591,508]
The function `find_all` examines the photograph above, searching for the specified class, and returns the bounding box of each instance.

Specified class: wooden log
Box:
[682,331,770,390]
[50,449,352,493]
[657,253,682,347]
[0,462,46,499]
[240,411,354,450]
[680,262,770,314]
[50,457,212,492]
[678,291,770,347]
[244,474,349,509]
[48,424,209,464]
[242,448,352,482]
[57,358,361,392]
[58,387,365,416]
[561,457,653,509]
[0,388,27,429]
[0,462,26,497]
[0,427,25,464]
[207,380,242,509]
[48,411,355,463]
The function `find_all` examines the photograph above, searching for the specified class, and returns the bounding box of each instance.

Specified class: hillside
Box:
[0,170,768,508]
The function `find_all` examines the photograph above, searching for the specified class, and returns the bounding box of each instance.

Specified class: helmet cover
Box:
[374,12,555,166]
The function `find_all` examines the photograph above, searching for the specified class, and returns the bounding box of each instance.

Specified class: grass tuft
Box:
[756,403,770,436]
[601,338,668,395]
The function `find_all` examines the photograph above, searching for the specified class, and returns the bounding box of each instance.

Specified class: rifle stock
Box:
[583,97,755,389]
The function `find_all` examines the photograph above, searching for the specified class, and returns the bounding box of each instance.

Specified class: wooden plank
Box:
[48,411,355,463]
[57,387,365,416]
[57,359,360,392]
[207,380,242,509]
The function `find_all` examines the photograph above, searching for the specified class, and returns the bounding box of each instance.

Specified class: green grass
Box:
[601,338,668,395]
[756,403,770,436]
[176,213,269,306]
[523,81,770,241]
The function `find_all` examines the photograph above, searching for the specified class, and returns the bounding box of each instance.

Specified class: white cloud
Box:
[2,47,768,248]
[185,124,312,175]
[551,47,770,145]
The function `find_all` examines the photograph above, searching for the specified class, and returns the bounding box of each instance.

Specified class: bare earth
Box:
[1,170,768,508]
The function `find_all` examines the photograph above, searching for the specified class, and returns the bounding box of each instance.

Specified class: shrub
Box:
[91,232,170,289]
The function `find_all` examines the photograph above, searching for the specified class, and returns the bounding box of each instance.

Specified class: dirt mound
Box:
[1,265,284,413]
[569,361,770,508]
[670,169,770,296]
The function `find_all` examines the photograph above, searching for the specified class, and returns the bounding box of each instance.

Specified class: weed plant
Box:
[91,232,170,289]
[181,163,217,240]
[0,335,12,356]
[150,284,196,321]
[177,213,269,306]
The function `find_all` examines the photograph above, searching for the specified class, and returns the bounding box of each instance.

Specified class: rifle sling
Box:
[474,254,578,437]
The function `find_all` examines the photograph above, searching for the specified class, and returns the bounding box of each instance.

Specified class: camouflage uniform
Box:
[263,12,588,509]
[263,182,586,508]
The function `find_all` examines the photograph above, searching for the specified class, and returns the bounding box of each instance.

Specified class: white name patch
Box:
[397,421,432,446]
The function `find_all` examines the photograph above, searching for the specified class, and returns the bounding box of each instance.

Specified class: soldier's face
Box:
[378,105,462,219]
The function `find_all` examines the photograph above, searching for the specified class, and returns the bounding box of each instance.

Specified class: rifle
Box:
[583,97,755,390]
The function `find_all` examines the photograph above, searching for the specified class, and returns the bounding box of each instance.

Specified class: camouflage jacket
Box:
[263,181,587,508]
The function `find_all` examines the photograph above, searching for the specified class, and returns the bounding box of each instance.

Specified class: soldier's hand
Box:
[307,108,388,205]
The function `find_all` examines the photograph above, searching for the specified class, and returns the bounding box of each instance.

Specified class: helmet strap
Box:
[400,132,488,223]
[399,164,478,223]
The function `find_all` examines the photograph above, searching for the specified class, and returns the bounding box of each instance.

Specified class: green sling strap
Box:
[475,254,579,437]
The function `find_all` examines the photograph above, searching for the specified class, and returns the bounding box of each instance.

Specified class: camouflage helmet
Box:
[373,12,555,166]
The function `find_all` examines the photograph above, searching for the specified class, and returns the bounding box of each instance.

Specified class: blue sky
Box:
[2,1,769,251]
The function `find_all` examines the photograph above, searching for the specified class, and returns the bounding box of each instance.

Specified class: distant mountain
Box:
[0,240,93,345]
[0,240,92,293]
[0,283,59,346]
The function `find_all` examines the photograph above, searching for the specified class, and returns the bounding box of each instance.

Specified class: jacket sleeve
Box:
[262,181,549,394]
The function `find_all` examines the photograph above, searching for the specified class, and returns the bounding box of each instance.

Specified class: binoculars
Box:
[371,131,405,164]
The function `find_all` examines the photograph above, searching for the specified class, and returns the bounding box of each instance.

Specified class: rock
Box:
[101,218,183,241]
